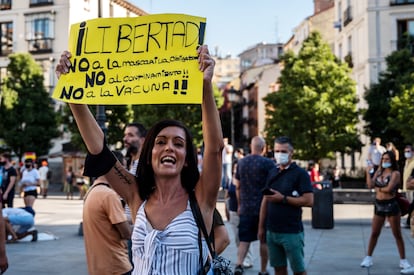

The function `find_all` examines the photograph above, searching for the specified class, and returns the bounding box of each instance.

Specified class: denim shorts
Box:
[266,231,305,273]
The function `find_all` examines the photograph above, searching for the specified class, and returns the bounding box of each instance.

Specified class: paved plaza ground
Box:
[4,192,414,275]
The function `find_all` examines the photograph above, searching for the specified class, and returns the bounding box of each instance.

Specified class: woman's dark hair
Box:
[382,150,399,171]
[136,119,199,200]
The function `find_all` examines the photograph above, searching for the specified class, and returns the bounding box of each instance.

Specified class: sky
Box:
[130,0,314,57]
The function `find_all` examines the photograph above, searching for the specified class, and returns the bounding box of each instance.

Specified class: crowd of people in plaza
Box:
[52,41,318,275]
[3,42,414,275]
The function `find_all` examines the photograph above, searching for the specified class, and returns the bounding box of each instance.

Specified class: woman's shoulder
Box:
[391,170,401,176]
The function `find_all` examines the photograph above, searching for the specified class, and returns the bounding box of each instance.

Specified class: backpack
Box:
[47,170,52,180]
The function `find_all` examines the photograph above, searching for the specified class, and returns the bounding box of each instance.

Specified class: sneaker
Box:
[402,266,414,274]
[31,230,38,242]
[401,259,412,269]
[234,265,244,275]
[242,261,253,269]
[385,221,391,228]
[360,256,373,268]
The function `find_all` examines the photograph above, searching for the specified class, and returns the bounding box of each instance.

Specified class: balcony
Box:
[30,0,53,7]
[343,6,353,27]
[390,0,414,5]
[0,0,11,10]
[27,38,53,54]
[344,53,353,68]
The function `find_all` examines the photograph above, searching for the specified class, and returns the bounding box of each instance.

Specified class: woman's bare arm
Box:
[56,52,142,214]
[195,46,224,230]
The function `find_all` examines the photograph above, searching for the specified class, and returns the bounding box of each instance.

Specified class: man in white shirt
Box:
[38,160,49,199]
[222,138,234,189]
[368,137,386,175]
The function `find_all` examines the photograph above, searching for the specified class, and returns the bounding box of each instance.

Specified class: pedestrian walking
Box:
[233,136,276,275]
[258,136,313,275]
[1,153,17,208]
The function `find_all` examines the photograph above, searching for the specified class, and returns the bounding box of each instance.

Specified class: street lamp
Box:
[96,0,106,134]
[227,86,240,146]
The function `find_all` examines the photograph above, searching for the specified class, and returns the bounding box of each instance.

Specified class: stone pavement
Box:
[4,194,414,275]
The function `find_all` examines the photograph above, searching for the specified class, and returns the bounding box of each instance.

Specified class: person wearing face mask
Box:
[233,136,275,275]
[403,145,414,230]
[258,136,313,275]
[19,159,39,208]
[361,151,411,270]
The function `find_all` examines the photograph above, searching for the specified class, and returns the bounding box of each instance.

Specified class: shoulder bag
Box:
[189,191,233,275]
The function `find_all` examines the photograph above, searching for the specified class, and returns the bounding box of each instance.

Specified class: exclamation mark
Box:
[76,22,87,56]
[181,70,188,95]
[181,79,188,95]
[173,80,179,94]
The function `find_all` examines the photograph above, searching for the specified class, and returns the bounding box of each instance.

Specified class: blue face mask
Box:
[382,162,391,169]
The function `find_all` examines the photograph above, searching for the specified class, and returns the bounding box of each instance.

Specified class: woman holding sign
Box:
[56,45,223,274]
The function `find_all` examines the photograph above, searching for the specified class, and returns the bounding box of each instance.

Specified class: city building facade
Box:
[0,0,146,97]
[237,43,283,149]
[333,0,414,173]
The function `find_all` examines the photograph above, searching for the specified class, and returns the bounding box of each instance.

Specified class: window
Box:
[30,0,53,7]
[397,19,414,53]
[0,21,13,56]
[391,0,414,5]
[0,0,11,10]
[25,12,55,53]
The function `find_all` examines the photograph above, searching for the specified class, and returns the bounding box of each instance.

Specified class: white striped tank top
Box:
[132,200,209,275]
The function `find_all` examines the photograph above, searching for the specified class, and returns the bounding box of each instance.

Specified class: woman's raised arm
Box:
[195,46,224,210]
[55,52,140,214]
[56,51,104,154]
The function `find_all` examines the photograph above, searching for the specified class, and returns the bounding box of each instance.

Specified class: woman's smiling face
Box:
[152,126,187,177]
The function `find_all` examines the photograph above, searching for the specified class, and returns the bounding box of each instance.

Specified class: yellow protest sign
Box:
[52,14,206,105]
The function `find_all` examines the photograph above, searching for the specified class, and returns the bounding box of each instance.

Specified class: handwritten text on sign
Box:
[52,14,206,105]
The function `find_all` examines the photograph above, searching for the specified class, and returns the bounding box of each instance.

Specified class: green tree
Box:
[0,53,59,160]
[264,31,360,161]
[364,48,414,149]
[62,85,223,150]
[61,104,133,151]
[131,85,223,147]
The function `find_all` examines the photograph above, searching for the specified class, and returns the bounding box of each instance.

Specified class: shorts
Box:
[266,231,305,273]
[24,190,38,198]
[374,198,400,217]
[40,179,49,189]
[64,183,74,193]
[238,215,259,242]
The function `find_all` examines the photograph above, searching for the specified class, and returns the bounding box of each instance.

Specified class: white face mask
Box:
[405,152,413,159]
[274,152,289,165]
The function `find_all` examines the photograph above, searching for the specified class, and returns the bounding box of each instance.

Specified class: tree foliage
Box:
[61,104,133,151]
[131,85,223,147]
[0,53,59,160]
[264,32,360,161]
[364,48,414,149]
[62,83,223,151]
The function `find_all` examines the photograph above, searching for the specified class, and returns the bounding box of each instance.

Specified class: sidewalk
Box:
[4,194,414,275]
